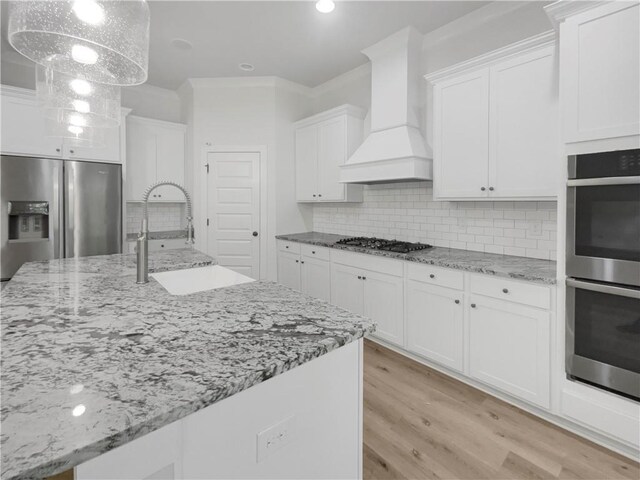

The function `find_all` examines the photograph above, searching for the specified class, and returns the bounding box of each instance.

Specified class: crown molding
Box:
[186,76,313,97]
[127,114,187,130]
[293,104,366,127]
[424,30,556,84]
[544,1,609,29]
[123,82,180,100]
[422,1,537,51]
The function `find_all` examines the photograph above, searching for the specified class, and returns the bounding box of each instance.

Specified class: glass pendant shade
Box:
[36,64,121,128]
[8,0,150,86]
[44,117,106,148]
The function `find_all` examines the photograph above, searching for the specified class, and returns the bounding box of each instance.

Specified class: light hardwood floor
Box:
[363,340,640,480]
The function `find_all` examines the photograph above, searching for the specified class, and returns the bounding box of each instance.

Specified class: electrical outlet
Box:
[528,221,543,237]
[256,415,296,463]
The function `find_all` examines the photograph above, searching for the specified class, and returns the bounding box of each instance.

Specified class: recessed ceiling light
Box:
[171,38,193,51]
[239,63,255,72]
[315,0,335,13]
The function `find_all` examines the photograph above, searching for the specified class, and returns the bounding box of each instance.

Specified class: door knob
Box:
[252,231,258,237]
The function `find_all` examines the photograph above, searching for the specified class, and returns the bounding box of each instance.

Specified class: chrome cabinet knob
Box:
[362,276,366,280]
[429,274,435,279]
[56,148,61,153]
[318,194,322,197]
[357,276,362,280]
[311,251,316,254]
[455,299,460,304]
[253,231,258,237]
[295,259,299,263]
[502,288,509,294]
[301,261,305,264]
[481,187,486,191]
[313,194,316,197]
[489,187,494,191]
[471,303,477,308]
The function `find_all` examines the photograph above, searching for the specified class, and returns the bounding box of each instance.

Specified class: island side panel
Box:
[76,339,363,480]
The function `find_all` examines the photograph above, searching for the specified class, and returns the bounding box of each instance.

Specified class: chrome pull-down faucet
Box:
[136,181,194,284]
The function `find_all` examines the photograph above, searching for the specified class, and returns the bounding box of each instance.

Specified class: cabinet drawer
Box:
[469,274,550,309]
[332,249,403,277]
[301,244,330,261]
[278,240,301,255]
[407,263,464,290]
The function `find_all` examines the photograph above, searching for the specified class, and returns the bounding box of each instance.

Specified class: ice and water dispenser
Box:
[7,201,50,241]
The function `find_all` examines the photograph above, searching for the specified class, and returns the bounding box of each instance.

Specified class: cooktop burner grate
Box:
[334,237,432,254]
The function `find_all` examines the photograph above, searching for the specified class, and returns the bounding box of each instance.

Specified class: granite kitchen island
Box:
[1,250,374,480]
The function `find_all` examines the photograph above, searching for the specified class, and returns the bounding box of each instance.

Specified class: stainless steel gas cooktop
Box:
[334,237,432,254]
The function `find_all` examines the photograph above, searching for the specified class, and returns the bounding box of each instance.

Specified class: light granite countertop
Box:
[125,229,189,242]
[0,249,374,480]
[276,232,557,285]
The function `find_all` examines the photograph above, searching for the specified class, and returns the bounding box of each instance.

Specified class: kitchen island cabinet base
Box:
[76,340,363,480]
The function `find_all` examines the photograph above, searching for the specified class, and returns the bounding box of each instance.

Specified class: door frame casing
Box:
[201,145,268,280]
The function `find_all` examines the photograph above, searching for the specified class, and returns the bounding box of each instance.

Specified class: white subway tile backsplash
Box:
[126,202,186,234]
[312,182,557,260]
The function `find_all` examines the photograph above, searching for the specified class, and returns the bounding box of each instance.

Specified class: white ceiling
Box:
[2,1,491,90]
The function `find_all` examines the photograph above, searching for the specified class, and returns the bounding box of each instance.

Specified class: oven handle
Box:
[567,176,640,187]
[566,278,640,299]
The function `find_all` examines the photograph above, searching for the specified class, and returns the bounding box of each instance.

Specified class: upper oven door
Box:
[566,150,640,286]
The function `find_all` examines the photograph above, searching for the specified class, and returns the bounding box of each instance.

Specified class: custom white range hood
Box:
[340,27,432,184]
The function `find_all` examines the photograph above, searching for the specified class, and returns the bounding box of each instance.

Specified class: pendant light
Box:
[36,63,121,128]
[8,0,150,86]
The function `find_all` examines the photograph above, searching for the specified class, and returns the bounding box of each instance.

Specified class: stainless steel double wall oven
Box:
[566,148,640,400]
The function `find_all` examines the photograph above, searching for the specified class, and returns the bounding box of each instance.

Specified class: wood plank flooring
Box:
[363,340,640,480]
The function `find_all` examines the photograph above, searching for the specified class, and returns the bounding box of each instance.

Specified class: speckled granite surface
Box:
[276,232,557,285]
[126,229,189,241]
[1,249,374,480]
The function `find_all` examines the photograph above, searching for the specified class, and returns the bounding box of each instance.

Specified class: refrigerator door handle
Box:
[65,161,76,258]
[53,162,64,260]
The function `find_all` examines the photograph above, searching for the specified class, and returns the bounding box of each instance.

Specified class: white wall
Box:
[180,78,312,281]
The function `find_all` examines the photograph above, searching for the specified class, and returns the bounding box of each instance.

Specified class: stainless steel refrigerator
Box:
[1,155,122,281]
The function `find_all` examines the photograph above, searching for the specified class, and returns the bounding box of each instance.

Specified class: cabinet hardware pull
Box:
[70,149,75,154]
[489,187,494,191]
[301,261,305,264]
[56,148,61,153]
[502,288,509,294]
[161,244,164,248]
[362,276,366,280]
[471,303,476,308]
[429,274,435,279]
[481,187,486,191]
[285,246,289,249]
[455,299,460,304]
[295,260,299,263]
[252,231,258,237]
[318,194,322,197]
[313,194,316,197]
[312,251,315,254]
[357,276,362,280]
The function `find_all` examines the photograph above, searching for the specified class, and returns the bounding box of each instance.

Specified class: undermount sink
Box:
[151,265,255,295]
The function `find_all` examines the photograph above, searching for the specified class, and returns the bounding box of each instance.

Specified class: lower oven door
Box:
[566,278,640,400]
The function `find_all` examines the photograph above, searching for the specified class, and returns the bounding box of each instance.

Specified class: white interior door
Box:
[206,151,260,279]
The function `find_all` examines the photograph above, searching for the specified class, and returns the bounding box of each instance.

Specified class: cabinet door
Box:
[64,124,121,163]
[468,295,550,408]
[434,69,490,199]
[317,116,346,202]
[277,251,301,291]
[330,263,364,315]
[406,281,464,372]
[363,270,404,347]
[295,125,318,202]
[489,46,559,198]
[301,255,331,302]
[154,125,186,201]
[126,120,157,201]
[561,2,640,142]
[0,94,62,158]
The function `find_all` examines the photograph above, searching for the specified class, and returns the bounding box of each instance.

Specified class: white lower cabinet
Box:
[300,255,331,302]
[277,251,301,291]
[362,270,404,347]
[468,295,551,409]
[330,263,365,314]
[406,281,464,373]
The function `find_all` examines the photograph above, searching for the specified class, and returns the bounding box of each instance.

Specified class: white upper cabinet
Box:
[559,2,640,143]
[294,105,364,203]
[1,86,123,163]
[126,116,186,202]
[427,35,559,200]
[434,70,490,198]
